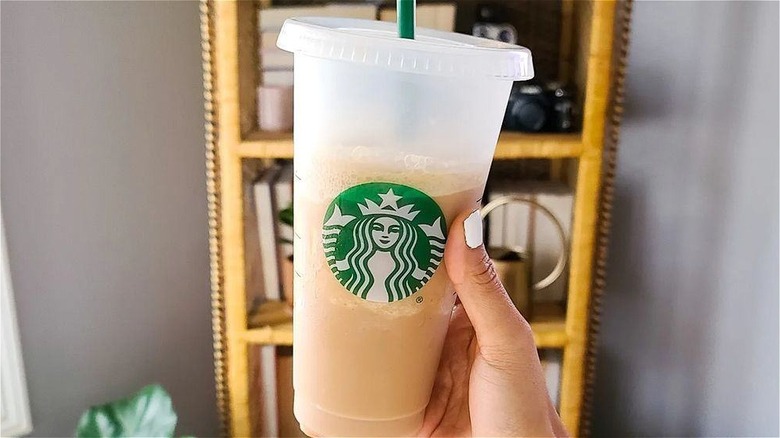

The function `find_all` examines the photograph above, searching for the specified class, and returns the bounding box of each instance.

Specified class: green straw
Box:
[397,0,415,39]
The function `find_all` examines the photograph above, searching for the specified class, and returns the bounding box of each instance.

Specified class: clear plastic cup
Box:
[278,18,533,437]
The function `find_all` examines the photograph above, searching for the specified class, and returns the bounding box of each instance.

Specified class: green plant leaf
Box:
[76,384,178,438]
[279,205,293,227]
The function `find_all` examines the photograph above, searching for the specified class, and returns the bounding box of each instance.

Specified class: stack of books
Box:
[256,2,456,134]
[258,4,379,88]
[378,3,456,31]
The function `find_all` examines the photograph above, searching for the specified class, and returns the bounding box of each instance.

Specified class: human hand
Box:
[418,210,568,438]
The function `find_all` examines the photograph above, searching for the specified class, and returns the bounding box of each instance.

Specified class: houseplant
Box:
[75,384,188,438]
[279,205,294,307]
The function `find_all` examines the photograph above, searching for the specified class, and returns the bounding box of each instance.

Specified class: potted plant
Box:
[279,205,294,308]
[75,384,190,438]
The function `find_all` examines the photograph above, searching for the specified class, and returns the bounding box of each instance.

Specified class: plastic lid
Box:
[277,17,533,81]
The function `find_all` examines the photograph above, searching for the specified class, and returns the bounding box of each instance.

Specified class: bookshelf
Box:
[201,0,631,436]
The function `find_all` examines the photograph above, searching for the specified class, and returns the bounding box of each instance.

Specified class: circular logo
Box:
[322,182,447,303]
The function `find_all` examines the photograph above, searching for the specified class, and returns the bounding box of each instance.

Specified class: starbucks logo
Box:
[322,182,447,303]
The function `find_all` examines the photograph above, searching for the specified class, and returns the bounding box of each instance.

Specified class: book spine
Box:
[252,170,281,436]
[258,346,279,437]
[540,349,563,409]
[254,175,281,301]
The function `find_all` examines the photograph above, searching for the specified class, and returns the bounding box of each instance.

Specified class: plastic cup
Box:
[278,18,533,437]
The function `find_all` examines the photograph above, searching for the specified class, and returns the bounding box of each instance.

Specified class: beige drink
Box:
[277,16,532,437]
[293,150,485,437]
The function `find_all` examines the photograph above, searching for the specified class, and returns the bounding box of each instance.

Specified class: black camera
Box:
[503,82,577,133]
[472,3,517,44]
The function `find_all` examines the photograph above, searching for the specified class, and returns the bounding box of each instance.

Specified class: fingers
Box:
[418,306,474,438]
[548,404,569,438]
[444,210,533,350]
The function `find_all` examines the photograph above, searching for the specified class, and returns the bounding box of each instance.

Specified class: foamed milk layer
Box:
[297,146,485,200]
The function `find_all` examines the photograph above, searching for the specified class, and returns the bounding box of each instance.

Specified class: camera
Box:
[503,82,577,133]
[472,3,518,44]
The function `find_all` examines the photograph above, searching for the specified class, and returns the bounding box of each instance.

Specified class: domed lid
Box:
[277,17,534,81]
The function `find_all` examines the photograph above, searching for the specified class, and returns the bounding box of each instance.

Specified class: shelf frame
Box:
[558,1,618,432]
[211,1,255,436]
[242,315,567,349]
[204,0,622,436]
[238,130,583,160]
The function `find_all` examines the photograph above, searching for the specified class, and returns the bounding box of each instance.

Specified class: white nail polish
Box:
[464,210,483,249]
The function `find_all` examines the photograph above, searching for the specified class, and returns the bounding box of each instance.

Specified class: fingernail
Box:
[464,210,483,249]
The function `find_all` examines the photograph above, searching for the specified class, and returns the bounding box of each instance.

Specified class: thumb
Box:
[444,209,532,349]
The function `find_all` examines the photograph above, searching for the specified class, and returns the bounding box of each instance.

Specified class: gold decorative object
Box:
[482,196,568,320]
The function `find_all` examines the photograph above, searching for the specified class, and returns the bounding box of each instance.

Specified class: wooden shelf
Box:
[495,131,582,159]
[242,301,567,348]
[243,301,293,345]
[237,130,582,160]
[530,302,568,348]
[237,131,294,158]
[243,322,293,346]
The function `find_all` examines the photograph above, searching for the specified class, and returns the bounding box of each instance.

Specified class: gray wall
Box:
[1,2,218,437]
[593,1,779,437]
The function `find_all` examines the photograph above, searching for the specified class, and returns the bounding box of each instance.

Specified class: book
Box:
[248,300,293,328]
[276,347,306,437]
[259,31,281,50]
[253,348,316,438]
[257,84,293,132]
[259,346,279,436]
[379,3,457,31]
[243,165,265,305]
[259,4,378,31]
[248,346,262,437]
[254,167,282,301]
[262,69,293,87]
[252,167,282,436]
[539,349,562,409]
[260,47,294,70]
[249,345,279,437]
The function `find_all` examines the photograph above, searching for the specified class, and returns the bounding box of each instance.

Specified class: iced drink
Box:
[294,149,483,436]
[278,17,533,437]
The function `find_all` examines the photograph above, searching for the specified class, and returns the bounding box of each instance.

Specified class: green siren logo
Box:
[322,182,447,303]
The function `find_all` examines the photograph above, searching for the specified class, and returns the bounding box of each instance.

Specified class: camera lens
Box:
[504,84,549,132]
[515,102,546,132]
[473,24,489,38]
